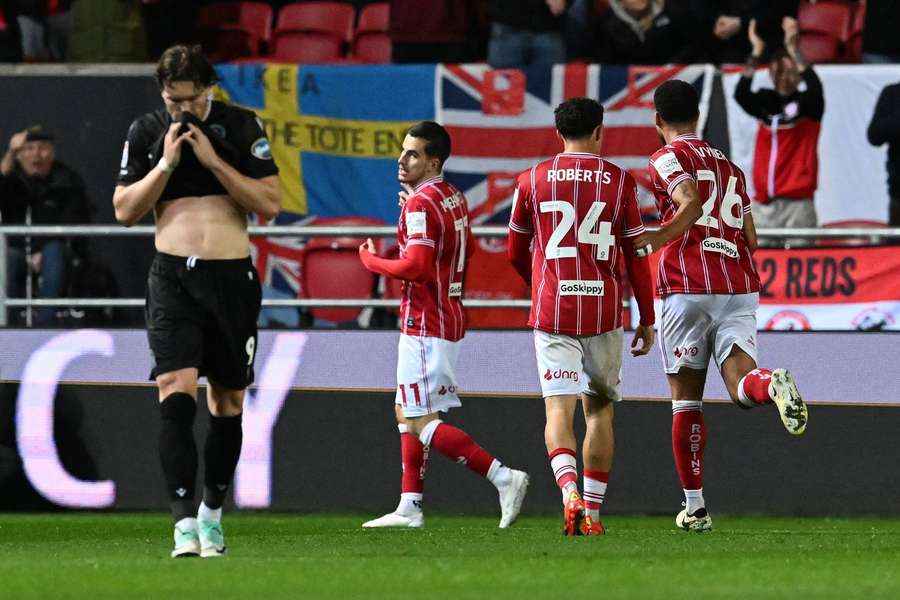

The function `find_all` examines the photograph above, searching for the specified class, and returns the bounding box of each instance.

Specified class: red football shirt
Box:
[398,176,472,342]
[648,134,760,297]
[509,152,646,336]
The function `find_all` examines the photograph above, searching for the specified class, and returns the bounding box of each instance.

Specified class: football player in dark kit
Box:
[113,45,280,558]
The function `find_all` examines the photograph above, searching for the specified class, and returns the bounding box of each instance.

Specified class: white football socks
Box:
[684,489,705,515]
[198,502,222,523]
[397,492,423,516]
[487,460,513,489]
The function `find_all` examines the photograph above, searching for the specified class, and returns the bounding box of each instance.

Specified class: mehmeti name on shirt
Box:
[546,168,612,184]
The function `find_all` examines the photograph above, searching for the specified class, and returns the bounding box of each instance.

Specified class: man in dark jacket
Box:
[734,16,823,245]
[0,125,91,324]
[595,0,699,65]
[868,82,900,226]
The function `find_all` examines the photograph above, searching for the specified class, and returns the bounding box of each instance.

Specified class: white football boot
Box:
[676,507,713,532]
[171,518,201,558]
[497,469,530,528]
[362,511,424,528]
[770,368,808,435]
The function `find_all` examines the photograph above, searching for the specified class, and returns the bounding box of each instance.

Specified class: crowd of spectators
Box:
[0,0,896,66]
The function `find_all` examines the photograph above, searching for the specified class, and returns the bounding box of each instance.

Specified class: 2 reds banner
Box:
[631,245,900,331]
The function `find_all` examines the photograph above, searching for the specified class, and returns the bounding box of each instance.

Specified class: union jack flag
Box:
[438,63,715,228]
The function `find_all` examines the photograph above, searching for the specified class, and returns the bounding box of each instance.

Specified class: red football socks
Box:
[400,432,426,494]
[429,423,494,477]
[738,368,774,407]
[672,401,705,490]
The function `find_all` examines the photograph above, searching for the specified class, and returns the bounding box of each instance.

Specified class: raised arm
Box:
[113,123,189,226]
[359,239,435,283]
[735,18,766,118]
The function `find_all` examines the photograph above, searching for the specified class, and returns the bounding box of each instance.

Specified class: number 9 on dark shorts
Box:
[145,252,263,390]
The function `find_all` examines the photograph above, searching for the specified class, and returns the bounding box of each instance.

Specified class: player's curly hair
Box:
[554,97,604,140]
[407,121,451,169]
[155,44,219,90]
[654,80,700,125]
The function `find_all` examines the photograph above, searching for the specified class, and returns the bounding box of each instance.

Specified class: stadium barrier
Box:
[2,224,898,326]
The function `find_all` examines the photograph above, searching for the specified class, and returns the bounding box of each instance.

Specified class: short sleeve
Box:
[649,147,693,196]
[620,175,645,239]
[508,172,533,235]
[403,194,437,249]
[116,119,152,186]
[240,111,279,179]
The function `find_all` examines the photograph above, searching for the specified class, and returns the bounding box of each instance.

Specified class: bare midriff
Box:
[154,194,250,259]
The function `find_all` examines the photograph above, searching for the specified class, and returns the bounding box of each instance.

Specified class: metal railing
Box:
[1,224,897,326]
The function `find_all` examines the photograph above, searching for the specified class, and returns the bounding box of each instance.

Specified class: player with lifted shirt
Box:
[637,80,809,532]
[508,98,656,536]
[359,121,529,529]
[114,45,280,557]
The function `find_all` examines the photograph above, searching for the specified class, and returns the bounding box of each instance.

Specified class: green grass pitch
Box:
[1,513,899,599]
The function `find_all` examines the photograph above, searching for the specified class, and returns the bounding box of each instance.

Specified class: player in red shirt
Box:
[507,98,656,536]
[637,80,809,532]
[359,121,529,529]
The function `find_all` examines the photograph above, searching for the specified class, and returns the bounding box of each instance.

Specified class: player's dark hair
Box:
[407,121,451,169]
[554,97,604,139]
[156,44,218,90]
[653,80,700,125]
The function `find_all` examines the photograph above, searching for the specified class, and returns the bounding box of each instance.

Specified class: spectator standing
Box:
[867,82,900,226]
[8,0,74,61]
[595,0,699,65]
[0,126,92,325]
[488,0,569,68]
[862,0,900,64]
[390,0,479,63]
[734,17,823,244]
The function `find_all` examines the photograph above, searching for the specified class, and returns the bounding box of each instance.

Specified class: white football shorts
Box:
[533,328,623,400]
[395,333,463,418]
[659,292,759,374]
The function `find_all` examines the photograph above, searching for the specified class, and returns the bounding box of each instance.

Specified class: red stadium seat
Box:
[816,219,887,247]
[271,31,344,63]
[299,217,383,323]
[357,2,389,33]
[196,2,273,56]
[275,2,356,44]
[798,33,842,63]
[352,3,391,63]
[798,1,852,40]
[353,33,391,63]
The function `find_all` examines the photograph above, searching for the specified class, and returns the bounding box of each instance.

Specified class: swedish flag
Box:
[215,63,435,221]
